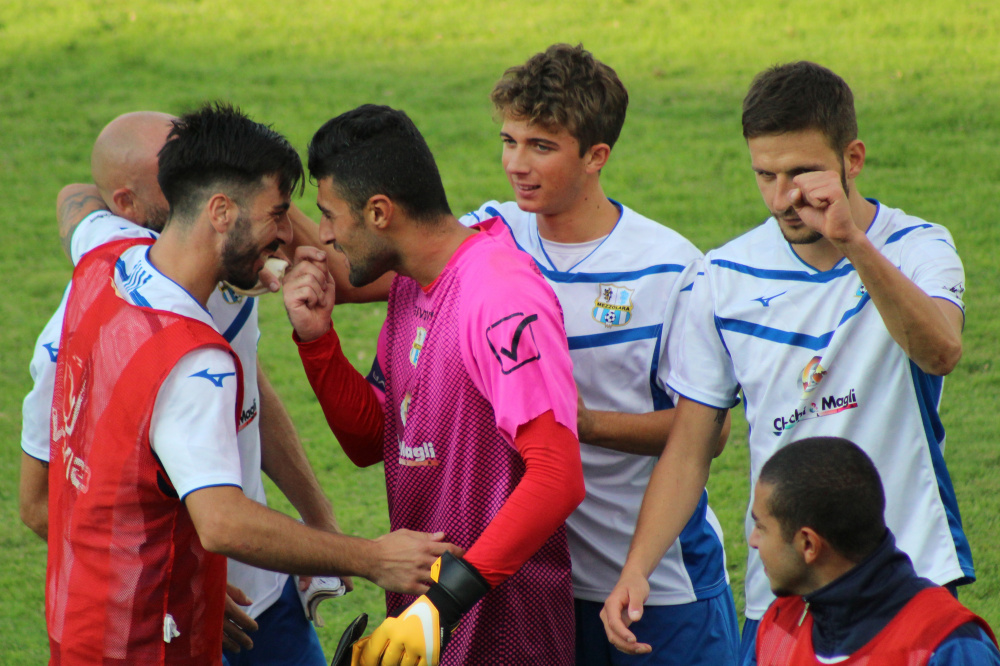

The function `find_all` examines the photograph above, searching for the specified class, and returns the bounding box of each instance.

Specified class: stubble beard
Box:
[221,213,269,290]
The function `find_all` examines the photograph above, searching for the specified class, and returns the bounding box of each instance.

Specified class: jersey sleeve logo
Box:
[44,341,60,363]
[485,312,541,375]
[592,283,634,328]
[189,368,236,388]
[366,357,386,392]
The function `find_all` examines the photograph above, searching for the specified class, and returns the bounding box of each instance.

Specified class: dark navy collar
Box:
[803,530,936,658]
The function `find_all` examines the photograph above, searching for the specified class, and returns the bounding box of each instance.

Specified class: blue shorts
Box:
[223,576,326,666]
[575,590,739,666]
[738,618,759,666]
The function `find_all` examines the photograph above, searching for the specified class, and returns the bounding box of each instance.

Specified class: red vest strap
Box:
[758,587,997,666]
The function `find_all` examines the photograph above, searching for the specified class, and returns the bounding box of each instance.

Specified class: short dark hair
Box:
[158,102,304,221]
[742,61,858,153]
[491,43,628,156]
[307,105,451,223]
[759,437,886,562]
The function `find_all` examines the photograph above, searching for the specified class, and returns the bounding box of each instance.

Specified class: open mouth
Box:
[224,256,290,297]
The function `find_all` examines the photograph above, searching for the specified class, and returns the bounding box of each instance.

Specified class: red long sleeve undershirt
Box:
[296,327,585,587]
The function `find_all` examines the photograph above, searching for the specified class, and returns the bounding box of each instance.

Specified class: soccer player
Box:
[283,104,585,665]
[751,437,998,665]
[20,110,405,665]
[459,44,739,665]
[46,104,458,665]
[602,61,972,665]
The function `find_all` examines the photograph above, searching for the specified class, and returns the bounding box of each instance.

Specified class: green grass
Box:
[2,1,998,662]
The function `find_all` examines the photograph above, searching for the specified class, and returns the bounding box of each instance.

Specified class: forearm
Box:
[577,407,674,456]
[188,485,375,578]
[578,405,731,457]
[464,411,585,587]
[296,327,385,466]
[622,398,723,579]
[57,184,107,260]
[835,234,962,375]
[257,365,338,531]
[19,452,49,540]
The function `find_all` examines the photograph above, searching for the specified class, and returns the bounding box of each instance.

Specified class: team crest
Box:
[400,392,412,426]
[855,283,868,298]
[409,327,427,366]
[801,356,827,395]
[592,283,634,328]
[219,283,246,305]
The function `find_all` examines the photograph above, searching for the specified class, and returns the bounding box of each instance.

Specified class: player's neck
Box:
[397,215,477,287]
[793,190,877,272]
[535,185,619,244]
[148,224,218,306]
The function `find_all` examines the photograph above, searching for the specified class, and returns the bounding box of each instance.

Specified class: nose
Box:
[504,144,528,176]
[276,212,293,245]
[772,174,795,212]
[748,527,760,551]
[318,216,336,246]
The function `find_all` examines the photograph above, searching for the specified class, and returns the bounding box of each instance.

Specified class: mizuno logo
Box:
[44,342,59,363]
[753,291,787,307]
[190,368,236,387]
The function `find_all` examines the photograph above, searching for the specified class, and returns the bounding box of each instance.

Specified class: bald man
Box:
[23,111,343,665]
[88,110,172,232]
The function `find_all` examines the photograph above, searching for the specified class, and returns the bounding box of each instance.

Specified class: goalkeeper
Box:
[283,104,585,666]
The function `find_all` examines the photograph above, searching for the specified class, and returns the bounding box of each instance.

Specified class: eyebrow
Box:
[753,164,828,176]
[272,202,291,214]
[500,131,559,148]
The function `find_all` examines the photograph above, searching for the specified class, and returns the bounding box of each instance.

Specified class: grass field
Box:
[2,1,999,662]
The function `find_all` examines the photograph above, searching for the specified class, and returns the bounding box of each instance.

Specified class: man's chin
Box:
[780,228,824,245]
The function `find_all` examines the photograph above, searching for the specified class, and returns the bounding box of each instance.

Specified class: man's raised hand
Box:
[283,245,337,342]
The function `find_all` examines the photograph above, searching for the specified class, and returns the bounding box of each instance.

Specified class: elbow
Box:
[563,466,587,514]
[192,509,241,557]
[20,504,48,541]
[920,339,963,376]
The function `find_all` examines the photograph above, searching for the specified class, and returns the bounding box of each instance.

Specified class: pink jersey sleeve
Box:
[458,244,578,443]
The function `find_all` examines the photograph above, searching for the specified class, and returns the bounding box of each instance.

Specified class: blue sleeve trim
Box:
[180,482,243,501]
[885,223,933,245]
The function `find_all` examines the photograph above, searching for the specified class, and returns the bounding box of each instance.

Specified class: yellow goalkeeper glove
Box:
[356,552,490,666]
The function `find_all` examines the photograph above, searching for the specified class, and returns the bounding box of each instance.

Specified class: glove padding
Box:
[358,552,490,666]
[330,613,368,666]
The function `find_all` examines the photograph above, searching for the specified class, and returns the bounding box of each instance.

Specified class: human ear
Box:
[844,140,866,180]
[798,527,824,565]
[585,143,612,174]
[206,193,236,234]
[366,194,394,231]
[110,188,136,219]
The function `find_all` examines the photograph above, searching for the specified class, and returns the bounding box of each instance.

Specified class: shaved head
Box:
[91,111,175,230]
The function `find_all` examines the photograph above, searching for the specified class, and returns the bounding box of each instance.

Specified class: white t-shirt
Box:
[22,211,287,618]
[668,200,971,620]
[461,200,729,605]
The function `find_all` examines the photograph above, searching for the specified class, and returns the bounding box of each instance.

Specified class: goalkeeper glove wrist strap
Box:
[425,552,490,628]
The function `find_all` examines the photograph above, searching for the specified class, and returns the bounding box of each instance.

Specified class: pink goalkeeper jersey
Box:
[371,218,577,665]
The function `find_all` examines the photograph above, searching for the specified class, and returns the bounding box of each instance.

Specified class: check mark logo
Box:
[753,291,787,307]
[500,314,538,361]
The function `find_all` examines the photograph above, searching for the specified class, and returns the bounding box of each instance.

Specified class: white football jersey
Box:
[668,200,972,619]
[22,211,286,618]
[462,200,729,605]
